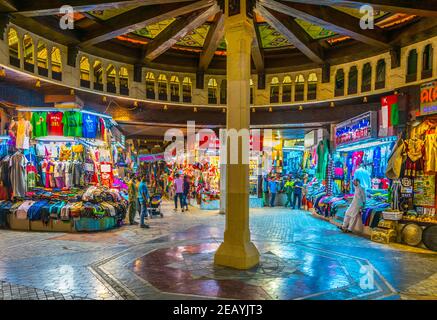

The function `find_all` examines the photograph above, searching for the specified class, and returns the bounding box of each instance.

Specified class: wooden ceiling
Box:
[1,0,437,74]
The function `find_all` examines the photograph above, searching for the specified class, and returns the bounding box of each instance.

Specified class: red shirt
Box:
[47,112,64,136]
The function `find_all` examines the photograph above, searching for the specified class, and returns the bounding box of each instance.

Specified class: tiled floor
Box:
[0,202,436,300]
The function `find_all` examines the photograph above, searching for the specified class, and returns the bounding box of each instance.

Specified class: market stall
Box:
[0,107,127,232]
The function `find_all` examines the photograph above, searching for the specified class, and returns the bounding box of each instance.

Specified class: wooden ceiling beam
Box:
[198,12,224,71]
[260,0,390,49]
[255,4,324,64]
[280,0,437,17]
[80,0,214,47]
[0,0,17,12]
[14,0,193,17]
[144,4,220,62]
[251,15,265,73]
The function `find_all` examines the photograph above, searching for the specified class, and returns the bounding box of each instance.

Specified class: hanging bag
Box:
[385,138,406,179]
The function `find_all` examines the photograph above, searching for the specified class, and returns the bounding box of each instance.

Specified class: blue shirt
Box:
[82,114,98,139]
[268,181,278,193]
[138,181,149,202]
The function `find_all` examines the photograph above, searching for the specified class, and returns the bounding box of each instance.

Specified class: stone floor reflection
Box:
[0,203,437,300]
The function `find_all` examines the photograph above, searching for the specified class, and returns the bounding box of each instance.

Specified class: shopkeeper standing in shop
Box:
[283,176,294,208]
[268,177,278,207]
[138,175,150,229]
[293,178,303,210]
[341,178,366,233]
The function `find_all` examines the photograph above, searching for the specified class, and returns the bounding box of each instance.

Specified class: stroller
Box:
[148,193,163,218]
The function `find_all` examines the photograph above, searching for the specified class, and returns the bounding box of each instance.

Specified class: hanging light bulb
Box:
[269,107,272,112]
[298,105,303,111]
[193,107,198,113]
[252,107,255,113]
[0,68,6,77]
[363,96,368,103]
[330,101,335,108]
[70,89,75,95]
[133,101,138,107]
[163,104,168,111]
[102,96,107,102]
[222,108,226,113]
[35,80,41,88]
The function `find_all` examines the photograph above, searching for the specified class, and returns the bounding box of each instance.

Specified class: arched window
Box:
[158,74,168,101]
[106,64,116,93]
[307,73,317,100]
[406,49,418,82]
[170,75,180,102]
[270,77,279,103]
[37,41,48,77]
[335,69,345,97]
[79,56,90,88]
[348,66,358,95]
[361,63,372,92]
[295,74,305,102]
[51,47,62,80]
[119,67,129,95]
[145,72,155,99]
[93,60,103,91]
[375,59,386,90]
[422,44,433,79]
[23,34,34,73]
[208,78,218,104]
[182,77,192,103]
[220,79,227,104]
[250,78,254,104]
[8,28,20,67]
[282,76,292,102]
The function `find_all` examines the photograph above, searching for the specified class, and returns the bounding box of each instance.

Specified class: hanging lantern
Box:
[193,107,198,113]
[103,96,107,102]
[222,108,226,113]
[70,89,75,95]
[164,104,168,111]
[298,105,303,111]
[134,101,138,107]
[35,80,41,88]
[0,68,6,77]
[330,101,335,108]
[269,107,272,112]
[363,96,368,103]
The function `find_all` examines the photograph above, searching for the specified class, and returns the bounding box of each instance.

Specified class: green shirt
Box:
[62,111,83,137]
[31,111,48,138]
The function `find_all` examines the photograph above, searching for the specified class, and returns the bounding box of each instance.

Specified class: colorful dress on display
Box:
[404,138,425,177]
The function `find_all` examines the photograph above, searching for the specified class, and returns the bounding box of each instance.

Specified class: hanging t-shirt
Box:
[31,112,48,138]
[62,111,83,137]
[82,114,98,139]
[47,112,64,136]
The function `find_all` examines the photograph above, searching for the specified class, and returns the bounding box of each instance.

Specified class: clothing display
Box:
[47,112,64,136]
[62,111,83,137]
[31,112,48,138]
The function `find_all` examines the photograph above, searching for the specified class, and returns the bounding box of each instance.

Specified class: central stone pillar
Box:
[214,0,260,269]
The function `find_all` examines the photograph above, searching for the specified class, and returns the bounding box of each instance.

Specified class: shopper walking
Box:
[293,178,303,210]
[138,175,150,229]
[268,177,278,207]
[174,173,184,212]
[127,175,138,225]
[341,178,366,233]
[182,175,190,211]
[283,176,294,208]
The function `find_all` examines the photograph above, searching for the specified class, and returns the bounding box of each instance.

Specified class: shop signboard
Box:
[420,80,437,115]
[334,111,377,147]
